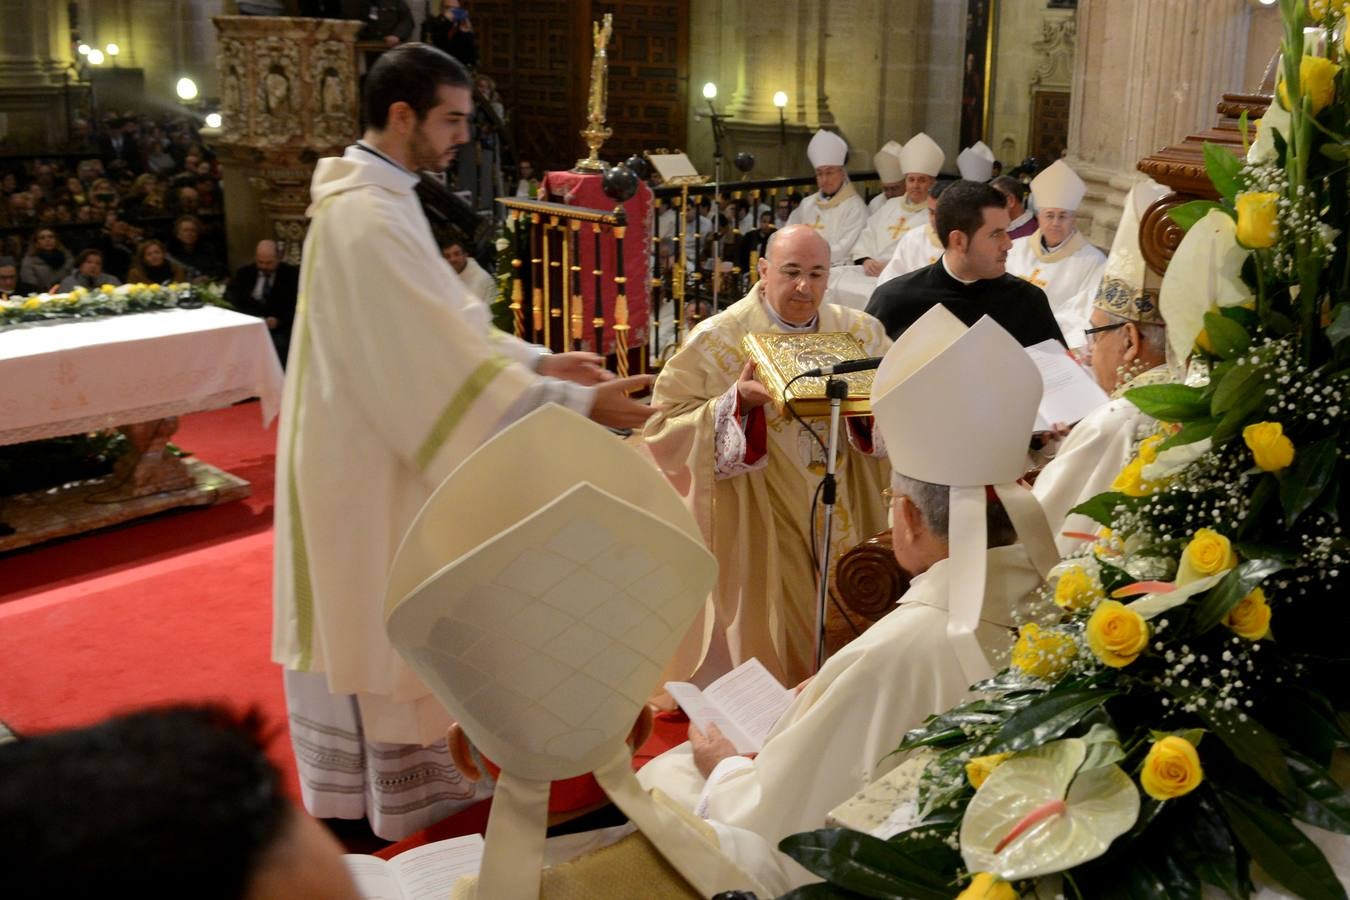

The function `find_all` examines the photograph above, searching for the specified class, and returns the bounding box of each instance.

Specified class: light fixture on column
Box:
[87,48,105,66]
[77,43,90,56]
[176,77,199,102]
[773,91,788,145]
[702,82,717,101]
[204,112,222,129]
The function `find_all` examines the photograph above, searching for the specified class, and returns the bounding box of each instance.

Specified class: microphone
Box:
[800,356,884,378]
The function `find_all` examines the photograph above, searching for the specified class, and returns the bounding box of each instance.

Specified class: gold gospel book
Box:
[741,331,876,419]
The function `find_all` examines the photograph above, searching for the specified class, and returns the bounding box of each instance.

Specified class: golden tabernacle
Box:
[741,332,875,418]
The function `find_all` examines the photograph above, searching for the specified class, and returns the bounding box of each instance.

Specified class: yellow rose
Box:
[1224,587,1272,640]
[1235,192,1280,249]
[965,752,1013,790]
[1140,735,1204,801]
[22,297,42,310]
[1176,528,1238,586]
[1111,457,1155,497]
[1242,421,1295,472]
[1011,624,1078,680]
[1137,433,1165,465]
[99,283,115,294]
[1085,600,1150,668]
[956,872,1018,900]
[1053,565,1104,612]
[1310,0,1329,22]
[1279,55,1339,116]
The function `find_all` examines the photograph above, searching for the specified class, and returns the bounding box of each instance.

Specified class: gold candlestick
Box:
[574,14,614,173]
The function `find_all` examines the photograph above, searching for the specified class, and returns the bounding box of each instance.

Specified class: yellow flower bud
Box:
[1224,587,1272,640]
[1085,600,1149,668]
[1176,528,1238,587]
[1310,0,1329,22]
[965,752,1013,790]
[1242,421,1295,472]
[22,297,42,311]
[1234,192,1280,249]
[1011,624,1078,680]
[1140,735,1204,801]
[1111,458,1154,497]
[956,872,1018,900]
[1053,565,1104,612]
[1278,55,1340,116]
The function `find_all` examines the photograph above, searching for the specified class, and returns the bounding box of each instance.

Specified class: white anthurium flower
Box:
[113,283,132,297]
[1124,570,1226,620]
[1159,211,1253,365]
[960,738,1140,881]
[495,237,510,252]
[1047,555,1101,583]
[1247,101,1290,165]
[1141,437,1213,483]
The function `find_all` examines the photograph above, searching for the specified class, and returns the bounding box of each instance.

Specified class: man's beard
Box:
[409,127,451,173]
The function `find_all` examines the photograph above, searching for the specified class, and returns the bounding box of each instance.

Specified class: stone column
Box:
[0,0,80,148]
[1066,0,1252,248]
[211,15,363,268]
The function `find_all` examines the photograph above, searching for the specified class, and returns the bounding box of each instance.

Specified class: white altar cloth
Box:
[0,307,284,446]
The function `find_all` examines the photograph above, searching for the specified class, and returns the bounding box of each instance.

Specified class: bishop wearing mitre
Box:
[786,130,869,268]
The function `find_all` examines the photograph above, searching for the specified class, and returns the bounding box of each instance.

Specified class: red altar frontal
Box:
[533,170,652,364]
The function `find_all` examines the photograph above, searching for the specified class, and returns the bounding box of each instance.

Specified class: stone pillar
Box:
[0,0,80,149]
[211,15,363,268]
[1066,0,1252,249]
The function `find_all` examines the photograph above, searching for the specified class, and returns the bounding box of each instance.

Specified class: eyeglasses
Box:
[1083,321,1127,344]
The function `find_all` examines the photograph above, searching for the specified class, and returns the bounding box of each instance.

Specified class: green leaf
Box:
[1180,791,1247,900]
[1321,142,1350,161]
[1159,417,1220,451]
[777,829,953,900]
[987,688,1119,753]
[1280,437,1338,528]
[1211,363,1265,415]
[779,884,871,900]
[1169,199,1230,232]
[1191,558,1287,633]
[1199,704,1297,799]
[1216,790,1349,900]
[1067,491,1138,528]
[1126,383,1213,422]
[1204,141,1245,203]
[1202,311,1252,359]
[1237,474,1280,540]
[1286,751,1350,834]
[1327,303,1350,346]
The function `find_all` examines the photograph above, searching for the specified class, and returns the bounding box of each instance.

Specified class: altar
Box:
[0,307,284,551]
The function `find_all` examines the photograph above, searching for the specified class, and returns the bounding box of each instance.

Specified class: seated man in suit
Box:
[227,239,299,366]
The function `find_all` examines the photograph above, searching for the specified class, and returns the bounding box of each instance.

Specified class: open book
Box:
[343,834,483,900]
[665,658,795,754]
[1025,338,1109,431]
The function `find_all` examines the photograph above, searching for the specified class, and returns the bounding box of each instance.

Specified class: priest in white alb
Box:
[866,139,906,214]
[875,179,949,287]
[957,141,995,183]
[1005,160,1107,349]
[638,306,1060,867]
[643,224,891,689]
[786,130,868,268]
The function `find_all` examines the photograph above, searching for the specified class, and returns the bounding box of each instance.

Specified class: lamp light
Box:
[205,112,222,129]
[105,43,119,57]
[77,43,90,56]
[87,48,105,65]
[773,91,788,108]
[176,77,199,101]
[773,91,788,145]
[702,82,717,100]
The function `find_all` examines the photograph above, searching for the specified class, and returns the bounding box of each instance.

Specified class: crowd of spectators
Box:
[0,113,227,298]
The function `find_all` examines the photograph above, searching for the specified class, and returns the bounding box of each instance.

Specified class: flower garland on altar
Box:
[0,282,209,329]
[777,2,1350,897]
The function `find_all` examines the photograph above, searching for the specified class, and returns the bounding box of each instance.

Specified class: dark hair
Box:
[935,181,1008,249]
[929,179,951,200]
[0,705,289,898]
[990,175,1028,205]
[75,248,103,266]
[0,256,15,268]
[364,42,472,129]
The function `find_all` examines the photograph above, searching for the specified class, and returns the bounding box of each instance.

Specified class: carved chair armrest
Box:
[834,529,909,623]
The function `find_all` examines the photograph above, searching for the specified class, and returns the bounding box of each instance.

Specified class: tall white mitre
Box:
[898,132,944,177]
[385,404,764,899]
[807,129,849,168]
[869,306,1059,683]
[957,141,996,182]
[874,143,904,184]
[1030,159,1087,212]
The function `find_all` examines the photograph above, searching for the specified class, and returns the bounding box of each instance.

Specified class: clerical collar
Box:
[1041,234,1072,253]
[762,298,817,332]
[940,254,979,286]
[1009,209,1034,230]
[354,140,415,176]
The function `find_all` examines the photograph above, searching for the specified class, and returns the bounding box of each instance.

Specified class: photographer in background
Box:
[425,0,478,68]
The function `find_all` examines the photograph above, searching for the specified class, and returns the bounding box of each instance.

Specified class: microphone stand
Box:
[813,377,849,673]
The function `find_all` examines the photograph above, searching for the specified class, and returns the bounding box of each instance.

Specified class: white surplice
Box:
[637,545,1037,877]
[1006,230,1107,349]
[876,223,943,287]
[849,195,927,265]
[786,184,868,267]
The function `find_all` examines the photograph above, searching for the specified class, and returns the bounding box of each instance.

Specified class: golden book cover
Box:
[741,331,875,419]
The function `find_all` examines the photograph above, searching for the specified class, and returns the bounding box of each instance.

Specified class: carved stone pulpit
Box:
[211,16,363,267]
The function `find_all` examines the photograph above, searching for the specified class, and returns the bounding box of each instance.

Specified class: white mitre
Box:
[807,129,849,168]
[1029,159,1087,212]
[385,404,763,899]
[957,141,996,182]
[870,306,1058,683]
[874,143,903,184]
[899,132,944,177]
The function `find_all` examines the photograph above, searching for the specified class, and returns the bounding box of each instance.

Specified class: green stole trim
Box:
[415,355,512,472]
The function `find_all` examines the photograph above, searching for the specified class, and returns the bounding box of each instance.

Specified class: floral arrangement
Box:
[777,2,1350,897]
[492,215,518,334]
[0,282,207,328]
